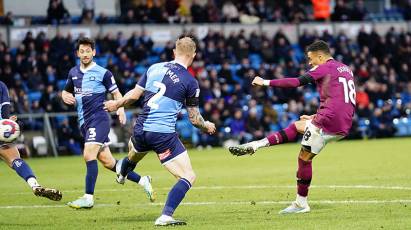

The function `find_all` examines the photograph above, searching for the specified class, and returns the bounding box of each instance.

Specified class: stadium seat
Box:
[249,54,262,69]
[95,56,109,67]
[32,136,48,156]
[57,80,67,91]
[134,65,147,75]
[153,47,164,54]
[28,92,42,102]
[148,55,160,65]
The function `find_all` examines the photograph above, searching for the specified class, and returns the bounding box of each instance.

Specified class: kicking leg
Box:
[0,144,62,201]
[154,151,195,226]
[229,120,305,156]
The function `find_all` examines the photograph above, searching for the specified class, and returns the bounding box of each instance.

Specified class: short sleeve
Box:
[102,70,118,93]
[305,64,327,81]
[136,71,147,90]
[186,78,200,99]
[64,71,74,93]
[0,82,10,105]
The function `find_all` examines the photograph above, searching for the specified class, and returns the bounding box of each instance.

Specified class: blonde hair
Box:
[175,37,196,56]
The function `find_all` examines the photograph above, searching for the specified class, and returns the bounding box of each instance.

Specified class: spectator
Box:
[78,0,95,18]
[332,0,352,21]
[1,11,14,25]
[190,0,207,23]
[122,9,137,24]
[47,0,70,24]
[222,1,239,22]
[350,0,368,21]
[57,118,82,155]
[312,0,331,21]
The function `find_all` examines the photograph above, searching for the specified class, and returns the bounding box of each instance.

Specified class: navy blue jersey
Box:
[0,81,11,119]
[135,61,200,133]
[65,63,118,126]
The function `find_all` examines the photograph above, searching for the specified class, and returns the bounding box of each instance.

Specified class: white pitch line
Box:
[1,200,411,209]
[9,184,411,195]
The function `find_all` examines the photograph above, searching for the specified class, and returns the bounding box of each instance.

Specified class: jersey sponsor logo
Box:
[89,76,96,81]
[74,87,93,96]
[165,69,180,83]
[158,149,171,161]
[195,88,200,97]
[72,76,78,80]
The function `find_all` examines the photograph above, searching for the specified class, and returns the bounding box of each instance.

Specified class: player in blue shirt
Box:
[104,36,216,226]
[0,81,62,201]
[62,37,154,209]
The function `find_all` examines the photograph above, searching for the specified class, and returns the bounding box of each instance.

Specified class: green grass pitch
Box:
[1,138,410,229]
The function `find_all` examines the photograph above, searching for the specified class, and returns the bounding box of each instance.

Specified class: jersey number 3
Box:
[338,77,356,105]
[147,81,166,109]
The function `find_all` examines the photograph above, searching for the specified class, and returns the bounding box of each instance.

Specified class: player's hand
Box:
[10,115,17,121]
[252,76,265,86]
[103,100,118,112]
[203,121,216,134]
[116,107,127,125]
[62,91,76,105]
[300,114,315,121]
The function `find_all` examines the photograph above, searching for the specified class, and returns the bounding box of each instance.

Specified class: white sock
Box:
[159,214,172,220]
[254,138,270,149]
[84,194,94,201]
[138,176,145,186]
[27,177,40,189]
[296,194,308,207]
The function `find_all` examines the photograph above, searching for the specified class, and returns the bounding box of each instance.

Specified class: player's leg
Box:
[229,119,305,156]
[279,120,343,214]
[98,145,154,202]
[153,133,192,226]
[67,143,101,209]
[279,148,315,214]
[117,137,148,181]
[0,144,62,201]
[154,151,194,226]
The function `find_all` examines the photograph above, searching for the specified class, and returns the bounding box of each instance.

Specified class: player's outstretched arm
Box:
[186,106,216,134]
[104,85,144,112]
[252,75,313,88]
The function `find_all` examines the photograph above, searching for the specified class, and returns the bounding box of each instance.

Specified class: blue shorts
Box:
[131,131,186,164]
[80,116,110,145]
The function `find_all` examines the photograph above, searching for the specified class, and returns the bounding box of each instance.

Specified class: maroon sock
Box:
[297,158,312,197]
[266,123,298,145]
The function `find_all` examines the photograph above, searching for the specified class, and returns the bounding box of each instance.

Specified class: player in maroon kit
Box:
[229,40,356,214]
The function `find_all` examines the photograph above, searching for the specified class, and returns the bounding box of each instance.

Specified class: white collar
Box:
[172,60,187,69]
[80,62,96,73]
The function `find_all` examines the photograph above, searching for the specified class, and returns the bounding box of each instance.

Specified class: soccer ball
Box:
[0,119,21,143]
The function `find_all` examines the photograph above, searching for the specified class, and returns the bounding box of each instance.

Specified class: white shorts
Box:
[301,120,344,154]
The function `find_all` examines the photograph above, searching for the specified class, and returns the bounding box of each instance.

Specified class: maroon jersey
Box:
[306,59,356,136]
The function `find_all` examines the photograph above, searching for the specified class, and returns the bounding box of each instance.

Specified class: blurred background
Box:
[0,0,410,157]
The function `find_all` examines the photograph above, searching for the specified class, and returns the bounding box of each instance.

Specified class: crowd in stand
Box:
[2,0,411,26]
[0,24,411,150]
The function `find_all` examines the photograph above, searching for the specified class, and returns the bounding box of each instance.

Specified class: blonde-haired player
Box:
[104,36,216,226]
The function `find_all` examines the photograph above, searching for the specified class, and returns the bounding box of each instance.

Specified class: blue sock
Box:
[120,157,137,177]
[126,172,141,183]
[110,159,141,183]
[162,178,192,216]
[85,160,98,195]
[12,159,35,181]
